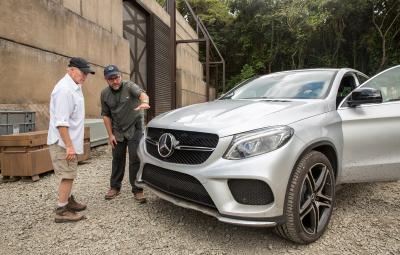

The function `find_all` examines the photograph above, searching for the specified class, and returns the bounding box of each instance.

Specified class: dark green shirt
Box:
[100,81,144,141]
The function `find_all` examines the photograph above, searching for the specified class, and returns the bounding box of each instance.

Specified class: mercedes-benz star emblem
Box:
[158,133,177,158]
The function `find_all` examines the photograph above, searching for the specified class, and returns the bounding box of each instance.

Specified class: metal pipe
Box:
[196,12,226,93]
[167,0,176,108]
[182,0,208,36]
[206,37,210,101]
[176,39,207,44]
[198,18,224,63]
[222,60,226,92]
[180,0,226,97]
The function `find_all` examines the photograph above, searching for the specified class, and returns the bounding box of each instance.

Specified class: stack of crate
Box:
[0,127,90,181]
[0,110,36,174]
[0,110,36,136]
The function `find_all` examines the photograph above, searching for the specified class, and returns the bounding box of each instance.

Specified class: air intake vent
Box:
[142,164,216,208]
[228,179,274,205]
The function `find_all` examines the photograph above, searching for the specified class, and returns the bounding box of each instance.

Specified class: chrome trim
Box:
[146,138,215,152]
[137,182,278,227]
[146,138,157,145]
[157,133,179,158]
[175,145,215,152]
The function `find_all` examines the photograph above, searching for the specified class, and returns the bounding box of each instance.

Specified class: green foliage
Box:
[174,0,400,91]
[155,0,166,7]
[226,64,256,90]
[184,0,233,24]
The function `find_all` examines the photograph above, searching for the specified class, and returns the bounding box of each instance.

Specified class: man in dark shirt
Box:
[100,65,150,203]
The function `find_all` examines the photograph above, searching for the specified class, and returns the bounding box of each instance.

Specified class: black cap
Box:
[104,65,120,78]
[68,57,95,74]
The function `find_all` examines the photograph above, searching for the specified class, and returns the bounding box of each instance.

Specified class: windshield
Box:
[221,70,336,100]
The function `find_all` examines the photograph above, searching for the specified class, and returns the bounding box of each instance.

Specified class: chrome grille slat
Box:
[145,128,219,164]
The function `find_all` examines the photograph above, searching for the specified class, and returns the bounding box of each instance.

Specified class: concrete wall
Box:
[63,0,123,37]
[0,0,209,131]
[0,0,129,130]
[138,0,213,108]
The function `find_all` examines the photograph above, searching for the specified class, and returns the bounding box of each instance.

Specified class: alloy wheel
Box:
[299,163,334,235]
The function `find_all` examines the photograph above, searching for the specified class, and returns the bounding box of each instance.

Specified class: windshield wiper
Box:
[220,91,235,99]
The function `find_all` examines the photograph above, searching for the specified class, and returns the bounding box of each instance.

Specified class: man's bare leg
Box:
[58,179,73,204]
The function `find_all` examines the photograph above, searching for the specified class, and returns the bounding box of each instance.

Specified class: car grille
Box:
[145,127,219,165]
[142,164,216,208]
[228,179,274,205]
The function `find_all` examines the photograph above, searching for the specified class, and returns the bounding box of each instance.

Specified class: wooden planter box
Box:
[0,128,90,181]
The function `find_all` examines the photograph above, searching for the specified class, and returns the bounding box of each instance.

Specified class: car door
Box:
[338,65,400,183]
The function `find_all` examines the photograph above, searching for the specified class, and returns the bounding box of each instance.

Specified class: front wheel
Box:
[275,151,336,244]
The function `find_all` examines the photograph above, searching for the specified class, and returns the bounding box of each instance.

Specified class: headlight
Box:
[223,126,294,160]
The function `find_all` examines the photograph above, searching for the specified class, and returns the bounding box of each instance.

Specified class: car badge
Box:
[158,133,177,158]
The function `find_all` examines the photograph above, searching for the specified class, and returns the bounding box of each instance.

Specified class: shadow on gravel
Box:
[334,182,392,208]
[335,183,372,203]
[142,181,398,252]
[146,198,300,252]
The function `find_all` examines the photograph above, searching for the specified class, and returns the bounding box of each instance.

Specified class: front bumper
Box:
[137,134,305,227]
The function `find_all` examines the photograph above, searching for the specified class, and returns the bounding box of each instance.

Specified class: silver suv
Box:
[137,66,400,243]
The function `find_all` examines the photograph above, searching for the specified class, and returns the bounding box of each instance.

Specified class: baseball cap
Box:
[68,57,95,74]
[104,65,120,78]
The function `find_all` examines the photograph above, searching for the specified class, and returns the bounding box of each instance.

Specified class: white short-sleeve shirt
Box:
[47,73,85,154]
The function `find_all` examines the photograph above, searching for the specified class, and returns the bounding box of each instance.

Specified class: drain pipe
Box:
[167,0,176,108]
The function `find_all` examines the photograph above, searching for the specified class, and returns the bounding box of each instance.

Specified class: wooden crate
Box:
[2,146,52,181]
[77,141,90,162]
[0,128,90,181]
[0,147,3,174]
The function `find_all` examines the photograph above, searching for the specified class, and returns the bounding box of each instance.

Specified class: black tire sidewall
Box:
[286,150,336,243]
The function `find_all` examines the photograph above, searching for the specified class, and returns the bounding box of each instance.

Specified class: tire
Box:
[275,150,336,244]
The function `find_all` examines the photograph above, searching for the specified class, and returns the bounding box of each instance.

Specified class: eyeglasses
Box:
[107,75,120,82]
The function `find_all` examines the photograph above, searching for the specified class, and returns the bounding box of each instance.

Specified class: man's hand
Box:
[65,146,76,161]
[134,103,150,111]
[109,135,117,149]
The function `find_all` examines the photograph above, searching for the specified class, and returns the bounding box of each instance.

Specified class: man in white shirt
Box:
[47,57,94,223]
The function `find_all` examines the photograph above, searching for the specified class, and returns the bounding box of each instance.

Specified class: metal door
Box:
[123,1,173,120]
[338,65,400,183]
[123,2,148,89]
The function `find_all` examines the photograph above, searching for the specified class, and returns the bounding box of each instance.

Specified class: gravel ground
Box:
[0,145,399,255]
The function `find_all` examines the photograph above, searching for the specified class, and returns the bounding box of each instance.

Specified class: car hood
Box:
[148,99,329,137]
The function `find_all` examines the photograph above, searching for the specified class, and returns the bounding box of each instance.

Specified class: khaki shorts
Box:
[49,144,77,180]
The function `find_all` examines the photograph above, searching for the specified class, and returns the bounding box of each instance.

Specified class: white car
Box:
[136,65,400,243]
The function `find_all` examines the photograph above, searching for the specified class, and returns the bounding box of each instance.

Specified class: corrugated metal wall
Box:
[151,16,172,117]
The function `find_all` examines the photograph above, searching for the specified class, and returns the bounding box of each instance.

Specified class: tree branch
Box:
[384,11,399,37]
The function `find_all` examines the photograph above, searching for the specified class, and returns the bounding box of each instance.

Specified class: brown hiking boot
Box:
[67,195,87,212]
[54,206,85,223]
[105,188,120,200]
[134,191,147,204]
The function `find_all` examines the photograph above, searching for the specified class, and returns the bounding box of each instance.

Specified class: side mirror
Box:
[348,87,383,107]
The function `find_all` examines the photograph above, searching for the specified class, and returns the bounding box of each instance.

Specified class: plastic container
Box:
[0,123,36,135]
[0,110,35,124]
[0,110,36,135]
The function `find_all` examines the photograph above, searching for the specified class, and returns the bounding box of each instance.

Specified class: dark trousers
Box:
[110,137,143,193]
